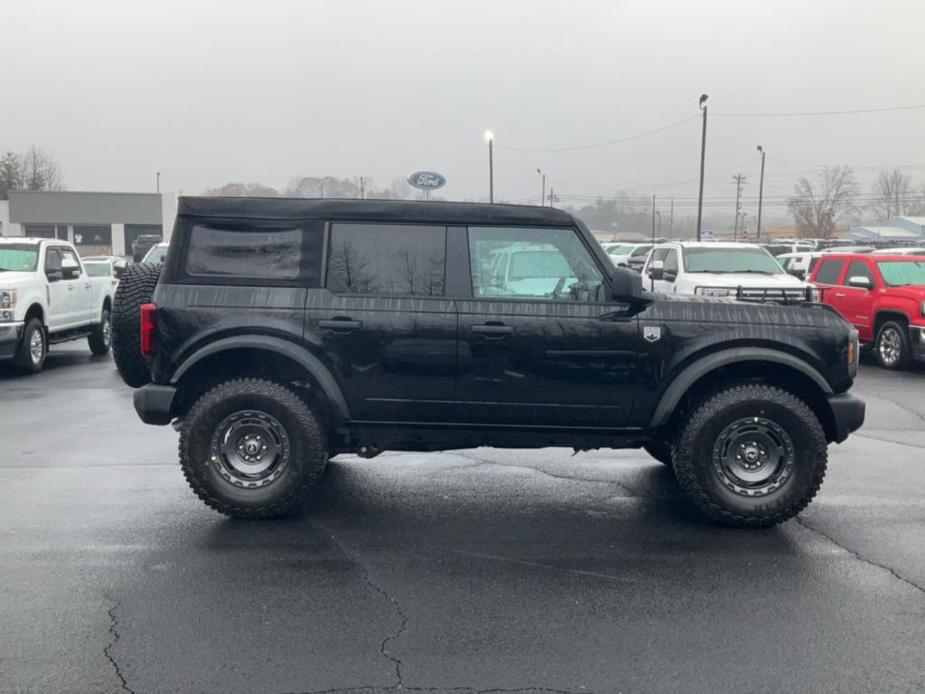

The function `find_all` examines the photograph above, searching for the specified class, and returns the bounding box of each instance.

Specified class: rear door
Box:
[812,257,846,316]
[456,225,637,427]
[59,247,94,326]
[305,222,457,423]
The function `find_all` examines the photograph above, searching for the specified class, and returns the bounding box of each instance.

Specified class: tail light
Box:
[140,304,158,358]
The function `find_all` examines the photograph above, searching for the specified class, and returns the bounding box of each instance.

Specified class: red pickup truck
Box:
[809,253,925,369]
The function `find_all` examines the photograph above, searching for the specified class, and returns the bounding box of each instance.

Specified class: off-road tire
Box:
[179,378,328,519]
[88,307,111,356]
[112,262,161,387]
[673,384,827,528]
[875,320,911,370]
[643,441,673,467]
[13,318,46,374]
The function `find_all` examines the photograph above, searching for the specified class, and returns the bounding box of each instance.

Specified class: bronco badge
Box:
[643,326,662,343]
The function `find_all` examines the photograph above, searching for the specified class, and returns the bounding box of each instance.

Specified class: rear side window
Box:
[184,222,322,284]
[814,259,844,284]
[326,223,446,296]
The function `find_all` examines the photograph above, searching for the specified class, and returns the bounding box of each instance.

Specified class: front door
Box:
[839,259,876,340]
[305,222,457,423]
[456,225,637,427]
[43,248,71,331]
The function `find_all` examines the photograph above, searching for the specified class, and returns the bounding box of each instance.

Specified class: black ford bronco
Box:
[113,197,864,528]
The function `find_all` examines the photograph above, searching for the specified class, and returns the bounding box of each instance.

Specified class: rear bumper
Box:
[133,384,177,425]
[827,392,865,443]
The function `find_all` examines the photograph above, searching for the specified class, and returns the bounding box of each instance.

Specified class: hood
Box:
[879,285,925,300]
[688,272,806,288]
[0,271,40,287]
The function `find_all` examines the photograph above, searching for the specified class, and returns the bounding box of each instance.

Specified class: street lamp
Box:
[756,145,766,241]
[536,167,545,206]
[484,130,495,203]
[696,94,709,241]
[156,171,161,194]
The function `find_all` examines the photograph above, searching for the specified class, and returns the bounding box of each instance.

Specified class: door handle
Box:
[834,293,846,298]
[471,323,514,337]
[85,282,92,288]
[67,285,75,291]
[318,317,363,331]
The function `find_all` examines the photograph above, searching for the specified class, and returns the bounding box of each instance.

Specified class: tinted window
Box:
[186,224,320,282]
[844,260,873,285]
[468,226,604,302]
[327,223,446,296]
[631,244,653,257]
[44,248,61,272]
[664,249,678,273]
[814,259,844,284]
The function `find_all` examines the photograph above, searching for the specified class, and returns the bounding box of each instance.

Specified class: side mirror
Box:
[610,265,645,301]
[62,268,80,280]
[46,270,63,282]
[847,275,873,290]
[648,259,664,280]
[663,269,677,283]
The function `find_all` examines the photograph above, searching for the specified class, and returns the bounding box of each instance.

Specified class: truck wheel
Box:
[643,441,673,467]
[112,263,161,387]
[14,318,46,374]
[875,321,910,370]
[673,384,827,528]
[88,307,112,356]
[179,378,328,519]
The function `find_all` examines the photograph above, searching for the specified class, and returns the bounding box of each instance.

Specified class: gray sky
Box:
[4,0,925,223]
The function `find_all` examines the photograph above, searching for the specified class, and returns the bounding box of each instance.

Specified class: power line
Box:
[713,103,925,117]
[494,115,699,153]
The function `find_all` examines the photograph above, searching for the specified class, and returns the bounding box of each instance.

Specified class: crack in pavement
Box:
[309,519,409,689]
[794,517,925,598]
[103,595,134,694]
[284,686,595,694]
[451,548,635,585]
[446,452,638,497]
[853,433,925,450]
[867,393,925,427]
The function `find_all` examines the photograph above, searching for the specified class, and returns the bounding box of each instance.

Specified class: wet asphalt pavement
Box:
[1,347,924,694]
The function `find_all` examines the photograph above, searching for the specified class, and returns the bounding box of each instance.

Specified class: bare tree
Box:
[868,169,913,222]
[22,146,65,191]
[788,165,859,238]
[203,182,280,197]
[0,150,23,200]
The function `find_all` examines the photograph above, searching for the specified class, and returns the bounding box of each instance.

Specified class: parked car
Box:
[820,245,875,254]
[131,234,163,263]
[141,242,169,265]
[82,256,129,290]
[871,247,925,255]
[763,242,816,257]
[641,241,812,299]
[0,238,114,373]
[810,252,925,369]
[777,251,825,280]
[608,243,653,270]
[113,197,863,528]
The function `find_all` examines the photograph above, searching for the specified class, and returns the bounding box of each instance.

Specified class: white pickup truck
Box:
[0,237,114,373]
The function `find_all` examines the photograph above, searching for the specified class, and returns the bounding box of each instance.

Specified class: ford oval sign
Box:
[407,171,446,190]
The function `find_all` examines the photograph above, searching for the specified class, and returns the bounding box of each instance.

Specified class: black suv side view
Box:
[113,197,864,528]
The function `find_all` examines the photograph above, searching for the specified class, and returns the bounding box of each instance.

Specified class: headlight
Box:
[0,310,13,322]
[694,286,737,297]
[0,290,16,309]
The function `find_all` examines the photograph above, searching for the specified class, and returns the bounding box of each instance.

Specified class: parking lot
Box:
[1,347,924,694]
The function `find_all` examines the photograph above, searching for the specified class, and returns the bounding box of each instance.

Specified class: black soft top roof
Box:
[177,196,575,227]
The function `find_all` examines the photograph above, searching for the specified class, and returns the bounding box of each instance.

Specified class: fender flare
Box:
[648,347,833,428]
[170,335,350,420]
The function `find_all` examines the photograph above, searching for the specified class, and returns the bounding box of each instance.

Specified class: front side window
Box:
[683,247,783,275]
[877,261,925,287]
[327,223,446,296]
[814,259,844,284]
[844,260,874,286]
[468,226,604,302]
[663,249,679,273]
[0,244,40,272]
[185,223,319,282]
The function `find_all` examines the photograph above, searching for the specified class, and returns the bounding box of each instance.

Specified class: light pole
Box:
[536,168,545,206]
[756,145,766,241]
[696,94,709,241]
[156,171,161,194]
[484,130,494,203]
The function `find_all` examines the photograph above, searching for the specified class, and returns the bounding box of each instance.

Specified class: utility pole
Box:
[651,194,656,244]
[536,168,545,206]
[359,176,365,199]
[731,173,747,240]
[696,94,709,241]
[156,171,160,194]
[484,130,495,203]
[669,198,674,239]
[548,187,556,208]
[756,146,766,241]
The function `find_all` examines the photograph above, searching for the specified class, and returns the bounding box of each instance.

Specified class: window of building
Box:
[73,225,112,246]
[24,224,56,239]
[326,223,446,296]
[468,226,604,302]
[814,259,844,284]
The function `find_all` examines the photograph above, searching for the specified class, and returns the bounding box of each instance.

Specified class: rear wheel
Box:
[112,263,161,387]
[673,384,827,528]
[14,318,46,374]
[179,379,329,518]
[88,307,112,355]
[875,321,910,370]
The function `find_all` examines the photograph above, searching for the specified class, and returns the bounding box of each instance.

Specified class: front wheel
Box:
[14,318,46,374]
[179,379,329,518]
[875,321,910,370]
[673,384,827,528]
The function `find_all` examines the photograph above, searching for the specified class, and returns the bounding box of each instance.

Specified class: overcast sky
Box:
[4,0,925,223]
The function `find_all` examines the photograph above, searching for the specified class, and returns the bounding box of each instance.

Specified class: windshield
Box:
[877,261,925,287]
[630,245,652,257]
[84,262,111,277]
[0,245,40,272]
[143,245,168,264]
[683,247,784,274]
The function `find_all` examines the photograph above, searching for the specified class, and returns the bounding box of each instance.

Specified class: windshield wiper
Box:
[729,269,776,275]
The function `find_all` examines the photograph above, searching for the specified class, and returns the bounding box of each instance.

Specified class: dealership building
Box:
[0,190,177,257]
